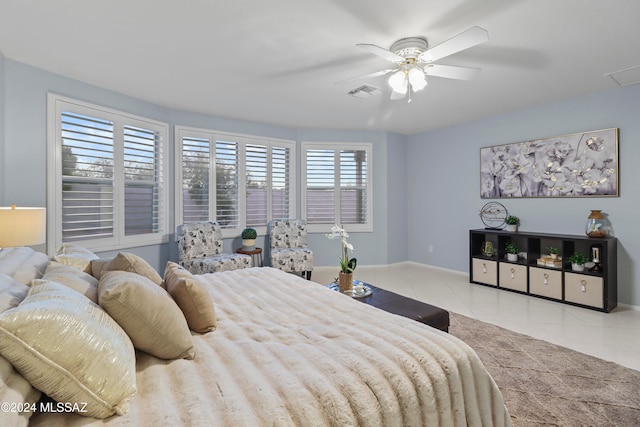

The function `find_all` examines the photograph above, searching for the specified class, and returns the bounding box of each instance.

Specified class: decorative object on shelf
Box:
[590,244,603,272]
[547,246,560,260]
[505,243,519,262]
[585,210,609,238]
[568,252,588,272]
[481,241,495,257]
[326,225,357,292]
[241,227,257,251]
[479,202,507,229]
[505,215,520,232]
[480,128,618,198]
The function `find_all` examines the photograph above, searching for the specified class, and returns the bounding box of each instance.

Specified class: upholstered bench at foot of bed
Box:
[181,254,252,274]
[359,284,450,332]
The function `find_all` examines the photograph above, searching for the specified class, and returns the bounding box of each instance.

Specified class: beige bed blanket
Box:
[30,267,510,426]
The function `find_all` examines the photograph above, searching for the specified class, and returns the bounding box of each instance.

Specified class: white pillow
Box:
[0,274,41,426]
[99,270,195,360]
[53,243,99,274]
[0,281,137,419]
[34,261,99,303]
[0,247,49,285]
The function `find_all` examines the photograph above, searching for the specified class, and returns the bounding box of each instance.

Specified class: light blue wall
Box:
[386,132,408,263]
[1,59,397,270]
[407,84,640,307]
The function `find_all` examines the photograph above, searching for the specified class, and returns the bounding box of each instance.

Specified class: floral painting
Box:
[480,128,618,198]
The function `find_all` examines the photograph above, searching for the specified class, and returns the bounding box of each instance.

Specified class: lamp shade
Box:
[388,70,407,94]
[0,205,46,247]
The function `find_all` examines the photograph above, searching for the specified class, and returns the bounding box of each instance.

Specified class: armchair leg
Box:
[305,271,312,280]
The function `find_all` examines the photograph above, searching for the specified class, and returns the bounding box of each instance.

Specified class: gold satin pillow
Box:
[0,280,137,419]
[99,271,195,360]
[165,261,217,334]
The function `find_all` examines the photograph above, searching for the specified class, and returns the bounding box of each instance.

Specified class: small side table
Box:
[236,247,263,267]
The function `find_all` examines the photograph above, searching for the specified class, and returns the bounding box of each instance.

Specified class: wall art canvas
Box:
[480,128,618,198]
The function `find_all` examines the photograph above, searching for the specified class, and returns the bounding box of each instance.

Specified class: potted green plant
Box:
[505,215,520,232]
[568,252,588,272]
[241,227,257,251]
[547,246,559,260]
[505,243,519,262]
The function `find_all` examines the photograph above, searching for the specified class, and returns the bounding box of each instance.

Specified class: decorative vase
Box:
[507,253,518,262]
[585,210,608,238]
[550,253,558,260]
[338,272,353,292]
[506,224,518,232]
[572,263,585,272]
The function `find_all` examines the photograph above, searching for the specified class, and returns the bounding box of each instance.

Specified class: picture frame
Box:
[480,128,618,198]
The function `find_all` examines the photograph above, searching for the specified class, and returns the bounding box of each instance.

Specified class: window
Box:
[47,94,169,253]
[302,142,372,232]
[175,127,295,237]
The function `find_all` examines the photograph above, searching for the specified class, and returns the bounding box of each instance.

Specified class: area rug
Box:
[449,313,640,427]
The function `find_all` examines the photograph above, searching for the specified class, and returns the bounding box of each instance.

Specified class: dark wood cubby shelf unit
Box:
[469,229,617,312]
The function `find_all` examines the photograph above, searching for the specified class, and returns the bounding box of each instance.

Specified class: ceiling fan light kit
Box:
[345,26,489,103]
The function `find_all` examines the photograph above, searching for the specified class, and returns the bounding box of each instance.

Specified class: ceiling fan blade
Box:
[423,64,481,80]
[334,68,395,85]
[356,43,405,63]
[419,26,489,63]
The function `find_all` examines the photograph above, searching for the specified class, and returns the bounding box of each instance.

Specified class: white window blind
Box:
[47,94,169,253]
[302,143,372,232]
[175,127,295,237]
[60,111,115,241]
[215,139,239,229]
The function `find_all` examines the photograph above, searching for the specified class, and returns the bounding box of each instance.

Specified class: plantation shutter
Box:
[245,143,268,227]
[305,149,336,224]
[60,111,115,241]
[340,149,368,225]
[181,136,211,223]
[123,125,163,236]
[271,145,291,221]
[215,139,239,228]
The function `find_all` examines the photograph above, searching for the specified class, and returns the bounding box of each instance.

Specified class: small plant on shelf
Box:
[505,243,519,254]
[505,215,520,225]
[567,252,588,272]
[567,252,587,265]
[547,246,559,259]
[505,243,519,261]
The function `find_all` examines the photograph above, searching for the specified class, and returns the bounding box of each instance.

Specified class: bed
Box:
[0,246,510,426]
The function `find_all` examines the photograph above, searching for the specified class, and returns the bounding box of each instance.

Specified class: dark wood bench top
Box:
[356,283,450,333]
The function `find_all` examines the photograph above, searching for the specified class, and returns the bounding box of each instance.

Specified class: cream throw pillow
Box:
[99,271,195,360]
[102,252,164,287]
[0,274,29,313]
[53,243,99,274]
[35,261,99,303]
[90,258,112,280]
[0,281,137,419]
[165,261,217,333]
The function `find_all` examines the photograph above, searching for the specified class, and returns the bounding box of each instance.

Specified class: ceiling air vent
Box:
[605,65,640,87]
[348,85,381,99]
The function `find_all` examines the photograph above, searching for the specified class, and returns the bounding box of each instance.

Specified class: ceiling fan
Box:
[339,26,489,102]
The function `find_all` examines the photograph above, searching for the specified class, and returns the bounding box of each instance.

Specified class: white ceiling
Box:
[1,0,639,135]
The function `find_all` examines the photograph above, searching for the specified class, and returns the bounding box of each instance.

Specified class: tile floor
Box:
[311,262,640,372]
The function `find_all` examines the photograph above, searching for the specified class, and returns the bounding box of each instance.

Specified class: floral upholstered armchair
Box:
[268,219,314,280]
[177,222,252,274]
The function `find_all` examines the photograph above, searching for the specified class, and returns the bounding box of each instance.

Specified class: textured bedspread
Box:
[30,267,510,426]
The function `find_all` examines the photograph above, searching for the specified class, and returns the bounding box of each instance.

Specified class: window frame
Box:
[301,141,373,233]
[46,93,170,254]
[174,126,296,238]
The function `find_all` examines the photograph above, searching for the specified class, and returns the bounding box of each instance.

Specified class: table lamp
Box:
[0,204,46,248]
